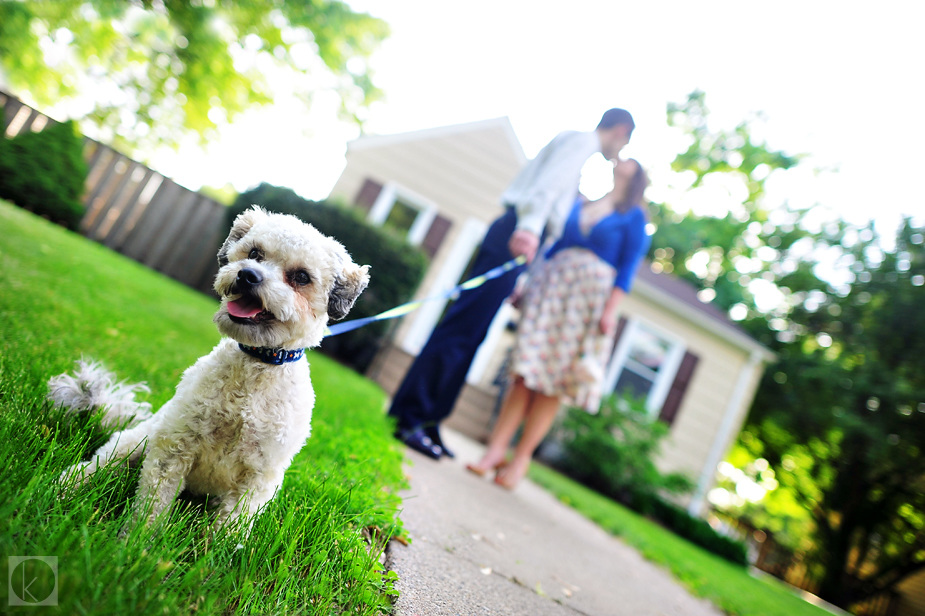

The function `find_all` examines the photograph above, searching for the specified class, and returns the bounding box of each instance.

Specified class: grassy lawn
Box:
[528,463,833,616]
[0,200,406,614]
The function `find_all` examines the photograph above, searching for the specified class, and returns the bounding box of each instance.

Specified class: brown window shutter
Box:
[612,316,628,347]
[421,214,452,259]
[354,178,382,213]
[658,350,699,426]
[604,316,629,363]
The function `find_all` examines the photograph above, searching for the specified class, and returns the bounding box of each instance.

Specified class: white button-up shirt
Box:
[500,129,602,239]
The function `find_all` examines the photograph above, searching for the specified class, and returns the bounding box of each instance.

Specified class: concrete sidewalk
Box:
[386,428,723,616]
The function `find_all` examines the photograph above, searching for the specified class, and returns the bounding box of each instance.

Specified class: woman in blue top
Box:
[467,158,650,489]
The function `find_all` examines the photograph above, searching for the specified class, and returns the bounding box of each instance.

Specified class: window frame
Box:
[367,181,437,246]
[602,317,687,416]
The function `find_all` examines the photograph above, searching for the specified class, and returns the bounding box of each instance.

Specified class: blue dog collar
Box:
[239,344,305,365]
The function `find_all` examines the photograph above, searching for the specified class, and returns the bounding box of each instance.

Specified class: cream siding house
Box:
[617,266,775,514]
[329,117,526,357]
[328,118,775,517]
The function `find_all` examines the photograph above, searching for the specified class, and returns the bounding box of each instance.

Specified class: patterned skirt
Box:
[511,247,616,411]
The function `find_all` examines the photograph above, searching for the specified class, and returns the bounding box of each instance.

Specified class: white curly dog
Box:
[48,206,370,534]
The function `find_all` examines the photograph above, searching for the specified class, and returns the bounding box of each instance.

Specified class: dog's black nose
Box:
[237,268,263,289]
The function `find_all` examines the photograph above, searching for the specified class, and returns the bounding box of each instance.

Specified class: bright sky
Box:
[153,0,924,239]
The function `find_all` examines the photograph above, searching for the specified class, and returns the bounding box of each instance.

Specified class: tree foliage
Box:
[745,219,925,607]
[656,91,925,609]
[0,0,388,152]
[650,90,813,319]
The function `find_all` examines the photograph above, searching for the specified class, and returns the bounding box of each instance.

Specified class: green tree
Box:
[656,91,925,609]
[744,219,925,607]
[649,90,815,317]
[0,0,388,152]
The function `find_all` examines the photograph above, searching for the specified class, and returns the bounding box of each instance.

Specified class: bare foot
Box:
[465,458,507,477]
[493,457,529,490]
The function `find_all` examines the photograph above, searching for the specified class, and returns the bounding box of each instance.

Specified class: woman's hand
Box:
[507,288,524,310]
[599,287,625,334]
[599,309,618,335]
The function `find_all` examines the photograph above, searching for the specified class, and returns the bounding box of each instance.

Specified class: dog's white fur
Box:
[48,360,152,429]
[49,206,369,534]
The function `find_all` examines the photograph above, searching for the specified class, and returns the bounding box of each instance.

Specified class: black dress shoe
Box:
[398,428,443,460]
[425,427,454,459]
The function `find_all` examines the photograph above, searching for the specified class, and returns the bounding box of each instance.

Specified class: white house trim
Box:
[367,183,396,225]
[408,208,436,246]
[468,302,515,385]
[687,349,764,516]
[367,181,438,247]
[603,317,687,415]
[401,217,488,355]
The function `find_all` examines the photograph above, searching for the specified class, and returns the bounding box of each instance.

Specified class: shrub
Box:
[230,183,428,371]
[555,394,748,566]
[556,394,694,503]
[634,493,749,566]
[0,119,88,229]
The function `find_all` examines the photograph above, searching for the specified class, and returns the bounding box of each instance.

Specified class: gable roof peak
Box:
[347,116,526,163]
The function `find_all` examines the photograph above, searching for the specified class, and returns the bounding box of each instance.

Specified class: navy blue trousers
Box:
[388,208,524,436]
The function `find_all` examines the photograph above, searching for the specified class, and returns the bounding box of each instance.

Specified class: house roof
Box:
[633,260,776,363]
[347,117,527,165]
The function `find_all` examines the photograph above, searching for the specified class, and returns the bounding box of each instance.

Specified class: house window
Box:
[368,182,437,247]
[383,197,420,236]
[603,319,686,417]
[354,178,453,259]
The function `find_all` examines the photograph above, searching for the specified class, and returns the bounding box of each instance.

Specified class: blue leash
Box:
[325,255,527,337]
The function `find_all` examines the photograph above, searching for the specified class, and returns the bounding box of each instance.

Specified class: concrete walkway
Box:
[386,428,723,616]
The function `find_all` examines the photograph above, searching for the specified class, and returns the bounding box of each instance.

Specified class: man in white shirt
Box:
[389,108,635,459]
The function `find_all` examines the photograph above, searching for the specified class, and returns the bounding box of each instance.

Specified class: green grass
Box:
[0,200,407,614]
[528,463,832,616]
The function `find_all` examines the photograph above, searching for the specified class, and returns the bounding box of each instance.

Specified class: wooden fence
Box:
[1,91,225,296]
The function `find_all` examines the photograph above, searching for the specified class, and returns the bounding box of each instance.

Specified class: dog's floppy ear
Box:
[328,262,370,321]
[218,206,267,266]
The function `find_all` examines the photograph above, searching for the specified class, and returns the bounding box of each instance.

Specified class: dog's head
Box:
[213,206,370,349]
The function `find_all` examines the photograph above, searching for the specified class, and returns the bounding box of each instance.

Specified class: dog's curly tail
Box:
[47,359,152,429]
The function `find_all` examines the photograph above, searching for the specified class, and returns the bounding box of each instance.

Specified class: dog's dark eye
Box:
[291,271,311,286]
[248,247,263,261]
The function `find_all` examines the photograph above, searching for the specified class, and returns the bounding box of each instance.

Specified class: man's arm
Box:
[513,131,595,237]
[509,132,596,261]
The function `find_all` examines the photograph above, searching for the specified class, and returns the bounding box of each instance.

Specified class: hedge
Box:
[230,183,429,371]
[630,492,749,566]
[0,119,87,230]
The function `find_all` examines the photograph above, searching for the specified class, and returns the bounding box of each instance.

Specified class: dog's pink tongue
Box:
[227,298,263,318]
